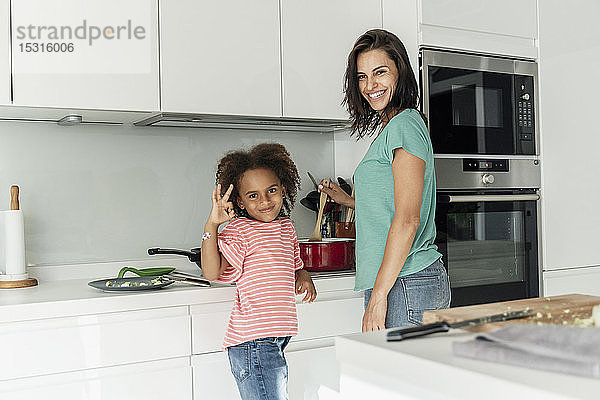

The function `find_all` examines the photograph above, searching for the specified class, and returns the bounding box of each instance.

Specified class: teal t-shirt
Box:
[353,109,441,291]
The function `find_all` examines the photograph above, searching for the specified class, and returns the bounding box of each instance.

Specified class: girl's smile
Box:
[237,168,285,222]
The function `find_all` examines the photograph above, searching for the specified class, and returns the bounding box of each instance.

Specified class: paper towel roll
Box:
[3,210,26,276]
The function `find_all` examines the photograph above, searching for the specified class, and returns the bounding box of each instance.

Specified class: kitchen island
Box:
[335,325,600,400]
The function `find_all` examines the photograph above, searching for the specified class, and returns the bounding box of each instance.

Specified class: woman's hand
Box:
[362,292,387,331]
[318,179,355,209]
[207,184,236,227]
[295,269,317,303]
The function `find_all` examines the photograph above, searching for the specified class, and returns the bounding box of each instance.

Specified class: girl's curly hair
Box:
[215,143,301,219]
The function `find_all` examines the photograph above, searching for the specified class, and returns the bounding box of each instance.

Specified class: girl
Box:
[319,29,451,331]
[200,142,317,400]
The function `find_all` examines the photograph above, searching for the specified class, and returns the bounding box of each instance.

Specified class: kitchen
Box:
[1,0,599,399]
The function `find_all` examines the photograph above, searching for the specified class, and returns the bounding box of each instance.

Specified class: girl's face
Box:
[236,168,285,222]
[356,49,399,115]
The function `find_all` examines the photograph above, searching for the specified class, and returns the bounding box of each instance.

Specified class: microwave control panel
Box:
[515,75,535,154]
[463,159,509,172]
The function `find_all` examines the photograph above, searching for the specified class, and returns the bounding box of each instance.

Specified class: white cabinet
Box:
[280,0,381,120]
[11,0,159,111]
[192,352,241,400]
[538,1,600,273]
[0,358,192,400]
[419,0,538,58]
[0,306,190,380]
[543,267,600,297]
[160,0,281,117]
[287,340,340,400]
[0,0,9,105]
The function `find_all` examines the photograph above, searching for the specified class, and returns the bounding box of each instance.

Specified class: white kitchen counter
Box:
[0,262,356,324]
[335,329,600,400]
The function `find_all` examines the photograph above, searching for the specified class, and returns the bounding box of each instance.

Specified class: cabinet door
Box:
[281,0,381,120]
[160,0,281,117]
[192,352,241,400]
[0,0,9,104]
[543,267,600,297]
[420,0,537,58]
[539,1,600,271]
[0,358,192,400]
[11,0,159,111]
[287,342,339,400]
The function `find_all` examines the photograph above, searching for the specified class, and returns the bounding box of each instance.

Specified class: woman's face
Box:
[356,49,399,115]
[236,168,285,222]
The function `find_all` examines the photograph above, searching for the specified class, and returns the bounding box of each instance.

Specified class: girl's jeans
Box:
[364,258,451,328]
[227,336,292,400]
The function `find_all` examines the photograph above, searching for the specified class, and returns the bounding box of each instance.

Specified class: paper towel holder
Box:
[0,185,38,289]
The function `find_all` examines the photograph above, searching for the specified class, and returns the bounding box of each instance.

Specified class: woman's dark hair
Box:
[215,143,300,218]
[343,29,423,139]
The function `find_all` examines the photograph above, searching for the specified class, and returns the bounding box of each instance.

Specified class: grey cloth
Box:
[453,324,600,378]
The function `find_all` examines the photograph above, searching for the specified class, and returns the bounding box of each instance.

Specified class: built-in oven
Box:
[420,49,538,156]
[434,158,541,307]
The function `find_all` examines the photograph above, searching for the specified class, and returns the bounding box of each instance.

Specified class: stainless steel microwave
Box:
[420,49,538,156]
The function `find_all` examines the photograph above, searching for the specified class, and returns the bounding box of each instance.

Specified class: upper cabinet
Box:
[11,0,159,111]
[280,0,382,120]
[0,0,10,105]
[419,0,538,58]
[160,0,281,117]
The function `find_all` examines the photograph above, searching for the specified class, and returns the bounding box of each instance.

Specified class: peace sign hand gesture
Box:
[207,184,236,227]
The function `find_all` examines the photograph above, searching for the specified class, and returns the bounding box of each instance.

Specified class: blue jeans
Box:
[227,336,291,400]
[364,258,451,328]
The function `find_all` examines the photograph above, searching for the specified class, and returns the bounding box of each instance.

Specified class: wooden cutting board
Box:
[423,294,600,332]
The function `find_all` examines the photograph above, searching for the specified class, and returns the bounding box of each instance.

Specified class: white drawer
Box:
[0,306,190,380]
[0,357,192,400]
[296,296,363,341]
[190,302,232,354]
[191,353,241,400]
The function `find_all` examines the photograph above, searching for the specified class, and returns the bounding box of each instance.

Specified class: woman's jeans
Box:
[227,336,291,400]
[364,258,451,328]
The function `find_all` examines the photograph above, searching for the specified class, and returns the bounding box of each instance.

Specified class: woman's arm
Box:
[318,180,355,209]
[362,148,425,331]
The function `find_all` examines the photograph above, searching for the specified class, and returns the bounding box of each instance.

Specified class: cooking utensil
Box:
[337,177,352,195]
[386,309,534,341]
[335,186,355,238]
[147,247,202,267]
[300,197,318,212]
[88,276,175,291]
[299,238,355,271]
[117,266,175,278]
[307,172,319,190]
[309,178,329,241]
[165,273,210,287]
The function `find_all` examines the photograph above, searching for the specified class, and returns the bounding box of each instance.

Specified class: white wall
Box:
[0,121,334,267]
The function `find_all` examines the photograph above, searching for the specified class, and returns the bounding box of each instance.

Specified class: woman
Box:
[319,29,450,331]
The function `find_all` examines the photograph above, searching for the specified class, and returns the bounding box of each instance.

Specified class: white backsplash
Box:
[0,120,334,267]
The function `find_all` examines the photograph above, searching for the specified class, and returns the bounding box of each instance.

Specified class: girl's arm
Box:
[362,148,425,332]
[200,184,235,281]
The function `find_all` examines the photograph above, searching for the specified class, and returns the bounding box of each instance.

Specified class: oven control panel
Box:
[463,159,509,172]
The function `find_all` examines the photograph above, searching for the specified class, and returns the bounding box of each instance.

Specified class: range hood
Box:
[134,113,349,132]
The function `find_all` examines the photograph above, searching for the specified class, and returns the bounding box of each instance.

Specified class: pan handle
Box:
[386,321,450,341]
[148,247,201,263]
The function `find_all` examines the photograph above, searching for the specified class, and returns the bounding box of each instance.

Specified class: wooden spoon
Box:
[309,178,330,241]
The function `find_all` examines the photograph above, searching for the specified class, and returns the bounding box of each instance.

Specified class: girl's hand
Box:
[295,269,317,303]
[207,184,236,227]
[362,295,387,332]
[318,179,354,209]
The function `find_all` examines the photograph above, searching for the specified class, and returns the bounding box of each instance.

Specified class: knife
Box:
[165,273,211,287]
[386,308,533,341]
[307,172,319,190]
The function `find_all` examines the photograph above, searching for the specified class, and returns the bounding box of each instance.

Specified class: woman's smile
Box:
[357,49,399,114]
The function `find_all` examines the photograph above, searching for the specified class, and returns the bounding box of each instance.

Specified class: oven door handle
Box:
[439,194,540,203]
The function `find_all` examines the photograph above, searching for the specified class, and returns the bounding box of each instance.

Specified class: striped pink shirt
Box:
[217,217,303,348]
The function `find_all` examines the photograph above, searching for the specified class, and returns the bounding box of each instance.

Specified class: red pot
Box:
[299,238,355,272]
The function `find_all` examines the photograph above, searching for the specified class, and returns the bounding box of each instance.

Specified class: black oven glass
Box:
[436,194,539,306]
[428,66,515,155]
